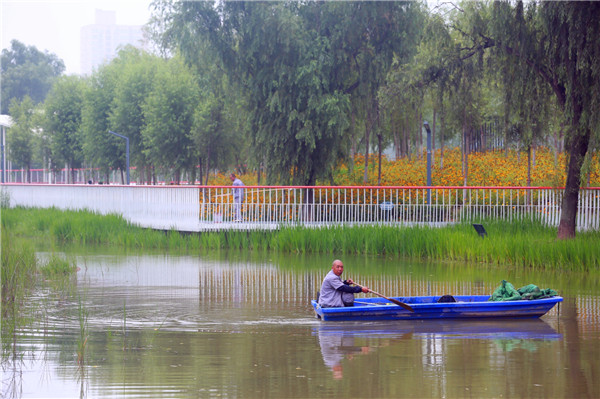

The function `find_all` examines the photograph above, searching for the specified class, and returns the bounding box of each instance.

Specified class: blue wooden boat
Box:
[311,295,563,321]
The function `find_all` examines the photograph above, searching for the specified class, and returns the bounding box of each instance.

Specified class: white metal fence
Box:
[2,184,599,232]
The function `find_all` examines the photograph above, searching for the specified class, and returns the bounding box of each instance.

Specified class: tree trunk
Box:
[204,152,211,185]
[462,126,469,186]
[527,145,532,187]
[403,113,410,158]
[557,126,591,239]
[527,145,532,206]
[402,125,408,158]
[440,105,445,169]
[190,162,197,185]
[71,165,77,184]
[432,107,436,166]
[394,121,400,160]
[363,110,372,184]
[416,108,422,160]
[377,132,382,185]
[504,118,509,158]
[198,157,204,185]
[480,125,485,152]
[350,111,356,170]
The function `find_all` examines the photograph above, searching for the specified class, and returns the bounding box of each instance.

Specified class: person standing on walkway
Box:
[230,173,245,221]
[318,259,369,307]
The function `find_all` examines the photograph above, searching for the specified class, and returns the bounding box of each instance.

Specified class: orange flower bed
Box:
[206,147,599,188]
[333,148,599,188]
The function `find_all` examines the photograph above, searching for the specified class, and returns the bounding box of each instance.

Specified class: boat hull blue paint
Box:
[311,295,563,321]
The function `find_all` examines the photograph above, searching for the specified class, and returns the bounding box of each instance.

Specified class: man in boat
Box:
[318,259,369,307]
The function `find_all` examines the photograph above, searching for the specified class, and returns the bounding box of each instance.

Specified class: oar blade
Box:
[368,289,414,312]
[388,298,414,312]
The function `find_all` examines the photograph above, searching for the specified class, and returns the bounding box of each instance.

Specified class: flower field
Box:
[208,147,599,188]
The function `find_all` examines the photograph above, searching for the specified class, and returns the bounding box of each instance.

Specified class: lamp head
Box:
[423,121,432,133]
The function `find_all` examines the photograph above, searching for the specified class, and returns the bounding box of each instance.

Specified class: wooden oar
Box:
[353,283,414,312]
[354,300,388,306]
[368,290,414,312]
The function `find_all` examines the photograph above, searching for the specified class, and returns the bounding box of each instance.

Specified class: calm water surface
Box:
[3,251,600,398]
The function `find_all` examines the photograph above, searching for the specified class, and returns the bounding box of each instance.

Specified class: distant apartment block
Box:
[80,9,147,75]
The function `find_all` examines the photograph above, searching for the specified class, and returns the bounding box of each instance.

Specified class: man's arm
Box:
[336,284,363,293]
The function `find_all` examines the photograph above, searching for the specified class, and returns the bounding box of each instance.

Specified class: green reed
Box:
[77,296,88,366]
[40,254,78,278]
[1,228,39,359]
[4,207,599,270]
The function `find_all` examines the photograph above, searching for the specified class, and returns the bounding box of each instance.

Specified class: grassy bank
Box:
[1,228,38,311]
[1,227,38,358]
[2,207,599,271]
[2,213,83,360]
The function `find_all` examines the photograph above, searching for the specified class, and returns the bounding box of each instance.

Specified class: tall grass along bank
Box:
[3,207,599,271]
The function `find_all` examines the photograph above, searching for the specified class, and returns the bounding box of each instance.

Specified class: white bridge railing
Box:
[2,184,599,232]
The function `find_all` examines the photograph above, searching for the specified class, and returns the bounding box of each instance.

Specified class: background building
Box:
[80,9,146,76]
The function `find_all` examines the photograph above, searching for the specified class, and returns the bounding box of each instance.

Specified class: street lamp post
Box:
[423,121,432,204]
[108,131,130,185]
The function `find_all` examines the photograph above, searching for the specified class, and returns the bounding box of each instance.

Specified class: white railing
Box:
[2,184,599,232]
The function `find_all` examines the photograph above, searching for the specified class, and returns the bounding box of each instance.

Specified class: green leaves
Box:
[154,1,423,185]
[44,75,87,177]
[141,57,199,180]
[7,97,38,181]
[1,40,65,114]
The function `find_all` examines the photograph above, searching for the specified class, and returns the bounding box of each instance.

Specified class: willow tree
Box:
[486,1,600,239]
[152,1,347,185]
[429,1,600,239]
[319,1,424,184]
[539,2,600,238]
[150,1,423,185]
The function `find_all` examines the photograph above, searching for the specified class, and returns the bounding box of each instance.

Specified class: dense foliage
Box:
[0,40,65,114]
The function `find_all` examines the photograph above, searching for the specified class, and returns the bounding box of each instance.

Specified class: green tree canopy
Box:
[150,0,423,185]
[81,62,122,182]
[44,75,87,183]
[1,40,65,114]
[141,57,199,184]
[109,47,159,184]
[7,96,40,182]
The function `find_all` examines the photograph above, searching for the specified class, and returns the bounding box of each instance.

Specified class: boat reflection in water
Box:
[314,319,561,379]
